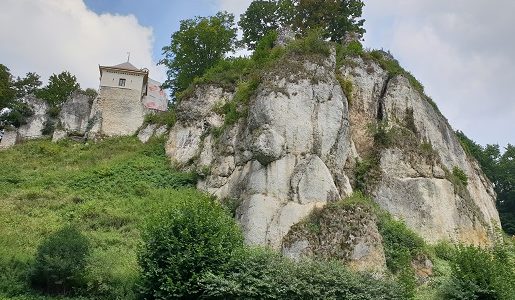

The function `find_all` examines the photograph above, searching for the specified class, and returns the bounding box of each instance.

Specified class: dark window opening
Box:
[119,78,126,87]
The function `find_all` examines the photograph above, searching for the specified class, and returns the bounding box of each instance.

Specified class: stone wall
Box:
[89,87,146,137]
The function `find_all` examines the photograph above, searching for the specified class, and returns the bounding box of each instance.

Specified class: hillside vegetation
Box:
[0,137,199,299]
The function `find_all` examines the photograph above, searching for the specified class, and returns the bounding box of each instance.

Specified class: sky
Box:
[0,0,513,147]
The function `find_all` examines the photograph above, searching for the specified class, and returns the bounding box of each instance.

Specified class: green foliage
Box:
[160,12,237,99]
[80,88,97,100]
[286,28,331,56]
[239,0,283,50]
[0,65,40,128]
[198,57,255,88]
[0,64,15,110]
[290,0,365,43]
[143,110,176,128]
[30,226,90,295]
[198,247,408,299]
[251,30,282,66]
[442,243,515,300]
[452,166,468,187]
[0,258,31,297]
[239,0,366,49]
[336,74,353,105]
[433,241,457,261]
[378,215,426,274]
[456,131,515,235]
[354,156,381,193]
[335,40,364,68]
[36,71,80,108]
[138,194,244,299]
[13,72,42,98]
[0,137,201,299]
[41,119,56,136]
[1,100,34,128]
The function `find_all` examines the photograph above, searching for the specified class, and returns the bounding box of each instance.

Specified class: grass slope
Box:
[0,137,200,299]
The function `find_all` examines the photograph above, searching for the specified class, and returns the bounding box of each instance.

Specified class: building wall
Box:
[100,70,145,92]
[94,86,146,136]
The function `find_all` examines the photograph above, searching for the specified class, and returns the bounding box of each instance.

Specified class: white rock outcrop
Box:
[167,51,352,249]
[166,49,500,261]
[17,96,49,140]
[342,56,499,246]
[57,92,93,134]
[0,129,18,149]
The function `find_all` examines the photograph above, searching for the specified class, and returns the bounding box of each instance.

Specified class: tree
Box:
[36,71,80,107]
[0,64,15,110]
[30,226,90,295]
[160,12,237,99]
[13,72,42,98]
[291,0,365,43]
[138,194,243,299]
[239,0,283,50]
[456,131,515,235]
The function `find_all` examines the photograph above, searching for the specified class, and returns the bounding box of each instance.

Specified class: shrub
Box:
[286,28,331,57]
[138,194,244,299]
[30,225,90,295]
[442,244,515,300]
[452,166,468,186]
[198,247,408,299]
[433,241,456,261]
[81,88,98,100]
[377,215,425,274]
[143,110,176,128]
[0,258,31,296]
[41,119,55,136]
[336,74,353,105]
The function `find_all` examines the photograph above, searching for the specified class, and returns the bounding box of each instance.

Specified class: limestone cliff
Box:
[165,46,501,267]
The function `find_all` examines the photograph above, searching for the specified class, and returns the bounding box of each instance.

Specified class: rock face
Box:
[282,204,387,273]
[166,48,500,262]
[0,129,18,149]
[341,57,499,246]
[168,51,352,249]
[17,95,49,140]
[57,92,93,134]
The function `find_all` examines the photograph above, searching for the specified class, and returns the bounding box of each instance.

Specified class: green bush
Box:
[377,215,425,274]
[452,166,468,186]
[336,74,353,105]
[30,226,90,295]
[442,244,515,300]
[286,28,331,57]
[138,194,244,299]
[0,258,31,296]
[198,247,408,299]
[143,110,176,128]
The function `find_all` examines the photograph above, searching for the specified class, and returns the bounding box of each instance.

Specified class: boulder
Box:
[0,129,18,149]
[17,95,48,140]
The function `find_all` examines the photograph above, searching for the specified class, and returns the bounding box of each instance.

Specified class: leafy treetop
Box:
[160,12,237,99]
[36,71,80,108]
[239,0,365,50]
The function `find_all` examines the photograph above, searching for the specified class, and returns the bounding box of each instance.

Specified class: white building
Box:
[90,61,168,137]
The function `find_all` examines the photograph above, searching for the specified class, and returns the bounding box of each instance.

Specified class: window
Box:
[118,78,126,87]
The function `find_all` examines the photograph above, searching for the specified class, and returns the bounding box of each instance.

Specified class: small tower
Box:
[89,60,168,137]
[91,62,150,136]
[99,61,149,98]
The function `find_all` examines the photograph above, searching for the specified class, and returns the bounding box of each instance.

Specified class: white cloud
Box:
[0,0,166,89]
[363,0,515,146]
[217,0,252,17]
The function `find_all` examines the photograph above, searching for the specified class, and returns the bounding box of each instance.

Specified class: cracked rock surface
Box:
[166,50,500,268]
